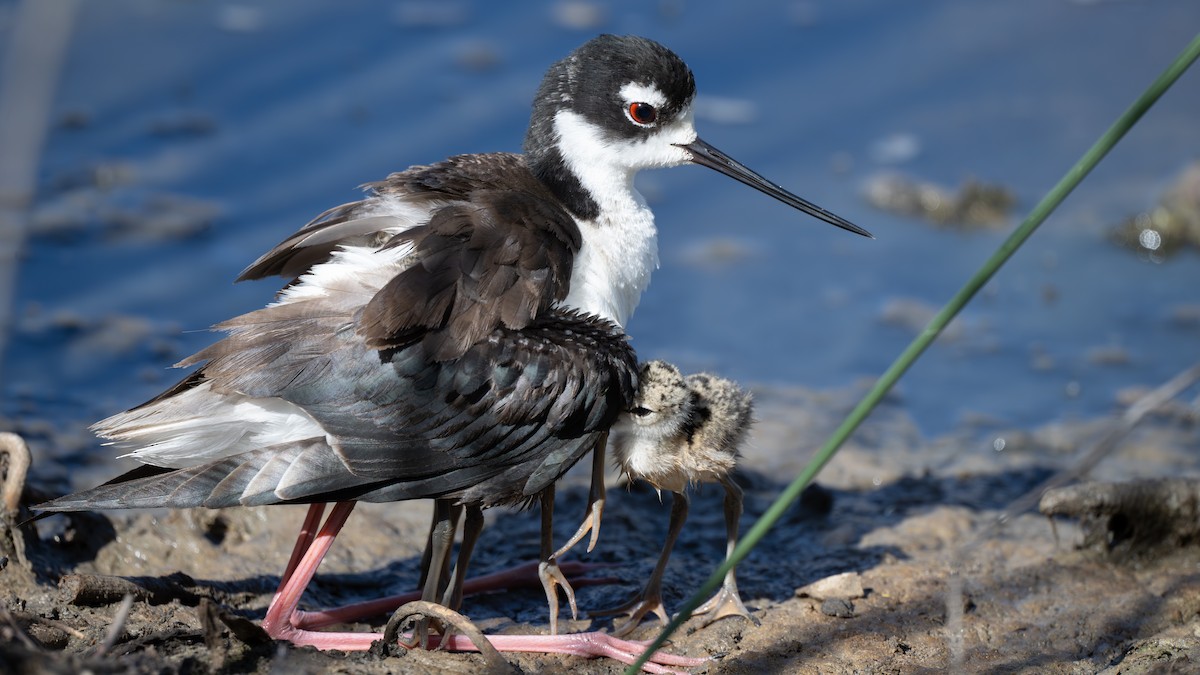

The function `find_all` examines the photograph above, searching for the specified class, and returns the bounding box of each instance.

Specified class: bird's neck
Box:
[526,116,659,329]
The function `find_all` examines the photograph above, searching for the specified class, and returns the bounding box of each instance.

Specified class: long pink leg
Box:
[282,499,616,630]
[260,501,708,672]
[280,503,325,584]
[267,501,607,629]
[294,560,619,629]
[261,500,378,649]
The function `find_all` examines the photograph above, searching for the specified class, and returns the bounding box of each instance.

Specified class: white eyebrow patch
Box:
[619,81,667,108]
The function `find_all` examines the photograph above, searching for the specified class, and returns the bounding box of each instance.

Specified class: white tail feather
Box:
[94,381,327,469]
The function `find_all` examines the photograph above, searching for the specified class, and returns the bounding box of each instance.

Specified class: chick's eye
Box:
[628,102,657,125]
[631,406,654,417]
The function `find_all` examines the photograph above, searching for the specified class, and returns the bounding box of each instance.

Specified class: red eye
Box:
[628,102,657,125]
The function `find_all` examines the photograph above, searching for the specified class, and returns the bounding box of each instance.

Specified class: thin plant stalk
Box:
[627,29,1200,674]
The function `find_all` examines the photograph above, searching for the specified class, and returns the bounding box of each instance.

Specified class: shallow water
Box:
[3,0,1199,483]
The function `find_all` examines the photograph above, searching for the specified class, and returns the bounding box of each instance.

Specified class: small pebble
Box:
[821,597,855,618]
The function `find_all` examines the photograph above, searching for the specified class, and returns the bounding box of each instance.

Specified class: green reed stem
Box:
[627,29,1200,674]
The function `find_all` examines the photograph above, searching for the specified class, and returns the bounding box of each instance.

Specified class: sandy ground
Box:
[3,381,1199,674]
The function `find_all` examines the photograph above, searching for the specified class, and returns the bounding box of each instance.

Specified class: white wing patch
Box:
[275,196,434,305]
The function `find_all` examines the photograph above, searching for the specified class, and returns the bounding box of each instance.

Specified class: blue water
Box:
[4,1,1199,478]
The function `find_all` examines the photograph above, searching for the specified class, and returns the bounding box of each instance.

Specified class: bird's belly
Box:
[619,439,689,493]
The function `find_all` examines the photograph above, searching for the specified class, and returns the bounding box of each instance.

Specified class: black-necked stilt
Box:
[37,34,866,670]
[600,360,755,636]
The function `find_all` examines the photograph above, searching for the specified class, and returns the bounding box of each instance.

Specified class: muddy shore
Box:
[3,381,1199,674]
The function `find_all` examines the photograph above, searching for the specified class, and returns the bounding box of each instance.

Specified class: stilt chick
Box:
[597,360,756,635]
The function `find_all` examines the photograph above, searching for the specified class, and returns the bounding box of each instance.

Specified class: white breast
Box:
[561,202,659,328]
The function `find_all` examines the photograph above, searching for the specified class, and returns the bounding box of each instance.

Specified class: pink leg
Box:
[260,502,707,672]
[261,500,379,649]
[281,503,326,584]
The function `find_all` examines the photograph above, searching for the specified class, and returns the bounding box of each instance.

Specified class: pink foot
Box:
[381,600,709,674]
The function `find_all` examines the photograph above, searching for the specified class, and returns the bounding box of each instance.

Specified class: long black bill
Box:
[681,138,873,239]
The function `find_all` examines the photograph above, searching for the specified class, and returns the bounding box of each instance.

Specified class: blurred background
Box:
[1,0,1198,491]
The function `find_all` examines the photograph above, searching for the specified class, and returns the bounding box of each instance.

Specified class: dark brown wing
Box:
[236,152,582,364]
[237,153,541,283]
[357,188,580,361]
